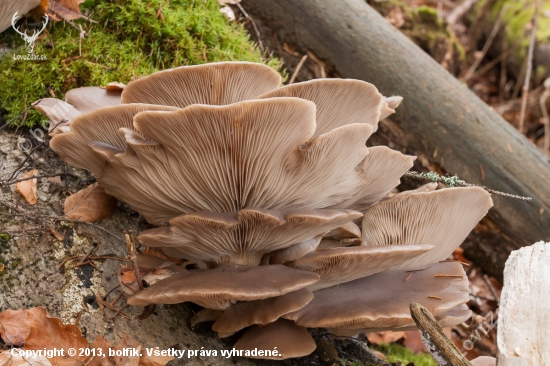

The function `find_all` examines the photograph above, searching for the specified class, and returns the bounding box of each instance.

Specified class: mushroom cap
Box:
[50,103,179,176]
[121,61,282,108]
[332,146,415,212]
[137,208,361,266]
[258,78,383,136]
[65,86,122,114]
[127,264,320,310]
[284,262,469,331]
[267,236,322,265]
[329,303,472,336]
[289,244,434,291]
[47,62,409,225]
[0,0,41,33]
[212,288,314,337]
[33,99,82,136]
[234,319,316,360]
[362,187,493,269]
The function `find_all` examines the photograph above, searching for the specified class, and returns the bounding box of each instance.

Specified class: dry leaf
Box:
[0,307,88,366]
[43,0,86,21]
[0,352,52,366]
[106,82,126,91]
[88,335,115,366]
[15,169,38,205]
[64,183,117,222]
[122,270,137,285]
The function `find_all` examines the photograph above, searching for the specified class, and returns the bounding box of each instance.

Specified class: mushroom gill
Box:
[38,61,494,360]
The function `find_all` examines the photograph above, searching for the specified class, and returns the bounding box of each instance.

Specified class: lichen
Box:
[0,0,283,128]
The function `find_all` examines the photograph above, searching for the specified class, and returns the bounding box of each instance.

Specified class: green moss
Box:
[416,6,441,26]
[0,0,283,127]
[486,0,550,59]
[338,342,437,366]
[10,258,22,269]
[375,343,438,366]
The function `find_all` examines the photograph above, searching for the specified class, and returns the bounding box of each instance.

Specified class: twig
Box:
[462,4,508,81]
[540,84,550,154]
[125,231,143,291]
[410,302,473,366]
[518,0,540,134]
[446,0,481,27]
[0,173,77,186]
[234,2,264,53]
[289,55,307,85]
[482,274,500,304]
[404,171,533,201]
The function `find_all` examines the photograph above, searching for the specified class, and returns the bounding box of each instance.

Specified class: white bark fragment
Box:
[497,241,550,365]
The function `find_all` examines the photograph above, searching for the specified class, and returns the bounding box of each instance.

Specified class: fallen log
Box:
[242,0,550,277]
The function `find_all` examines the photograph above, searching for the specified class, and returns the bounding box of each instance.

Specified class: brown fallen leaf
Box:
[42,0,87,21]
[106,82,126,91]
[0,352,52,366]
[64,183,117,222]
[15,169,38,205]
[0,307,88,366]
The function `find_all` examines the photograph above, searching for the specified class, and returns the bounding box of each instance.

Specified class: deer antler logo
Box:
[11,11,49,54]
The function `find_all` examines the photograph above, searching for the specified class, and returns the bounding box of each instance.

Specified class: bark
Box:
[241,0,550,278]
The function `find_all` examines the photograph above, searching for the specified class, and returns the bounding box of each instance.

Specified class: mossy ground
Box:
[0,0,283,127]
[339,342,437,366]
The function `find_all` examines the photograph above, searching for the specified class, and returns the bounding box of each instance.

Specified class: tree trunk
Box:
[241,0,550,278]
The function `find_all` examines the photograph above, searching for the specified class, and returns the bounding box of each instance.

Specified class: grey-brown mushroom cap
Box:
[121,61,282,108]
[284,262,469,330]
[328,303,472,336]
[65,86,122,114]
[332,146,415,212]
[289,244,434,291]
[266,236,322,265]
[258,79,383,136]
[127,264,320,310]
[212,288,314,337]
[234,319,317,360]
[33,98,82,136]
[92,98,376,225]
[137,208,362,266]
[362,187,493,269]
[0,0,41,33]
[50,103,179,177]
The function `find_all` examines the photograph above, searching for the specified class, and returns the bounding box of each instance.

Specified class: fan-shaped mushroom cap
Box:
[127,264,320,310]
[324,222,361,241]
[0,0,40,33]
[212,288,314,337]
[266,236,322,265]
[234,319,316,360]
[34,99,82,135]
[73,98,376,224]
[289,244,434,291]
[65,87,122,113]
[138,208,361,266]
[259,79,383,136]
[329,303,472,336]
[284,262,469,332]
[379,96,403,120]
[121,61,282,108]
[362,187,493,269]
[332,146,415,212]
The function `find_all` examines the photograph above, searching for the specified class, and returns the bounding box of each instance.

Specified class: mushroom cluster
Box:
[38,62,493,360]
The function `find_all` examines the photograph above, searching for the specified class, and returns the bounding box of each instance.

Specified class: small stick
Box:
[234,2,264,53]
[289,55,308,84]
[428,295,443,300]
[410,302,473,366]
[125,231,143,291]
[462,4,508,81]
[518,0,541,133]
[482,274,500,304]
[540,87,550,153]
[434,274,465,278]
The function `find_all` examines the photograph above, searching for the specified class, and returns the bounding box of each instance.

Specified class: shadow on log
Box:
[242,0,550,278]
